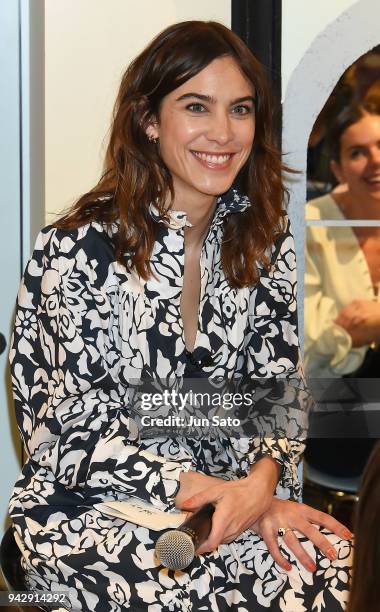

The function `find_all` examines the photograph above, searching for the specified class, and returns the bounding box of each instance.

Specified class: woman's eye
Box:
[350,148,364,159]
[186,103,206,113]
[231,105,252,115]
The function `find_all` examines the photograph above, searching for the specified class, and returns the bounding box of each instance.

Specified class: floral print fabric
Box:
[9,190,351,610]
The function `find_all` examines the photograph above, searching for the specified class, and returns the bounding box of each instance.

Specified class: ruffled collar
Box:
[149,188,251,230]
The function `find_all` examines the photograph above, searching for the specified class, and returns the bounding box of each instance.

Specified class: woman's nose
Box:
[369,147,380,167]
[206,112,234,144]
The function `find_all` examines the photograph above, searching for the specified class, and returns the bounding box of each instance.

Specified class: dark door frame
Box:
[231,0,282,138]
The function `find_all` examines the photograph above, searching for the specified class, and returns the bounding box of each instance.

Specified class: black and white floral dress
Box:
[9,190,352,611]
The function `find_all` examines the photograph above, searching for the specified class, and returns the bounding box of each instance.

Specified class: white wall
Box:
[1,0,23,534]
[45,1,372,222]
[45,0,231,222]
[282,0,359,99]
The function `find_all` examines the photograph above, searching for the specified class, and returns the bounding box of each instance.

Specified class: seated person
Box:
[9,20,352,611]
[305,99,380,476]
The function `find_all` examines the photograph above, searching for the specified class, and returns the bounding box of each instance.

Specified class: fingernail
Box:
[285,563,292,572]
[343,529,353,539]
[307,562,316,572]
[326,547,337,561]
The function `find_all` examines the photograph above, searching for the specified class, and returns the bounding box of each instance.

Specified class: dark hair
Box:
[56,20,289,287]
[347,440,380,612]
[328,97,380,162]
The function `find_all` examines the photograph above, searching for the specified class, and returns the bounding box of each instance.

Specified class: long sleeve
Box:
[9,225,192,514]
[304,225,366,377]
[233,218,310,499]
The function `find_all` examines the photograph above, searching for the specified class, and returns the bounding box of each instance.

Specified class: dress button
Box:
[236,468,246,478]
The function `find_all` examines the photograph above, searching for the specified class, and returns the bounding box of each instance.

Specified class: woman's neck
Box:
[332,189,380,220]
[171,192,218,249]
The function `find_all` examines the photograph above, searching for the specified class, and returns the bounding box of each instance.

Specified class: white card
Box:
[95,498,187,531]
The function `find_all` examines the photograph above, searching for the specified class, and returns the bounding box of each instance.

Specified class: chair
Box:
[303,461,360,530]
[302,379,370,529]
[0,526,43,612]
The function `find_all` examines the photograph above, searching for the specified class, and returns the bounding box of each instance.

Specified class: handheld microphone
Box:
[154,503,215,570]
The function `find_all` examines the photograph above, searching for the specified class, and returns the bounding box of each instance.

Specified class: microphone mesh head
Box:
[155,530,195,570]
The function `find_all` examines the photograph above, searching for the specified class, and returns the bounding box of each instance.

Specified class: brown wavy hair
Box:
[347,440,380,612]
[56,20,289,287]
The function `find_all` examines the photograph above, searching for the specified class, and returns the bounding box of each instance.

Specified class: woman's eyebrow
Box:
[175,92,255,104]
[347,142,374,151]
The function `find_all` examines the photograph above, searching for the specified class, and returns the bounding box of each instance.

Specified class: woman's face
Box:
[331,113,380,202]
[148,56,255,204]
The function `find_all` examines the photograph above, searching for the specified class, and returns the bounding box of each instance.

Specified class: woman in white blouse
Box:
[305,99,380,476]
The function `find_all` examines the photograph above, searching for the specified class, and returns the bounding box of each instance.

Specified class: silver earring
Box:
[148,134,159,144]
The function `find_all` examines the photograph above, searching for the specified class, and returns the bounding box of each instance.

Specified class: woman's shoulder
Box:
[36,221,115,258]
[305,193,341,220]
[30,222,117,287]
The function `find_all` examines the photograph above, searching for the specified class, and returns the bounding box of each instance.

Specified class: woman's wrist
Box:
[246,456,280,498]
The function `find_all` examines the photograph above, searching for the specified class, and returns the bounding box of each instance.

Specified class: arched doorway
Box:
[282,0,380,339]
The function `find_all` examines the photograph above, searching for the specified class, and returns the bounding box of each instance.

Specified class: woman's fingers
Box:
[262,528,292,572]
[281,529,317,572]
[180,486,222,512]
[196,505,231,554]
[297,520,339,561]
[303,505,353,540]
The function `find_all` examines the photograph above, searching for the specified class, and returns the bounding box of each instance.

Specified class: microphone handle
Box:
[179,502,215,549]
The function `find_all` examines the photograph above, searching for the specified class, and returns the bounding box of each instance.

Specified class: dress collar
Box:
[212,188,251,228]
[149,188,251,230]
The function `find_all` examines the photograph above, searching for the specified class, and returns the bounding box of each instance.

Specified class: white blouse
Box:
[305,193,377,378]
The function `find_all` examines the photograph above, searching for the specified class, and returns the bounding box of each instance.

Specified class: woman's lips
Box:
[364,176,380,190]
[190,150,235,170]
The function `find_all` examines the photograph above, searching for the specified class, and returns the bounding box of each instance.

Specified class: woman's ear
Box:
[136,97,159,141]
[330,159,345,184]
[145,118,159,142]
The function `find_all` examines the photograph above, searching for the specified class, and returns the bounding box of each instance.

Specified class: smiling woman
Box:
[53,20,287,291]
[305,99,380,381]
[9,20,352,612]
[145,57,256,204]
[330,106,380,214]
[305,98,380,479]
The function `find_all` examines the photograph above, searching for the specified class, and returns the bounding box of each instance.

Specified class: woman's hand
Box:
[251,497,353,573]
[175,471,221,508]
[335,299,380,346]
[176,458,279,555]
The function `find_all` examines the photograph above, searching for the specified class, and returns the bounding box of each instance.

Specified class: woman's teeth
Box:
[192,151,232,164]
